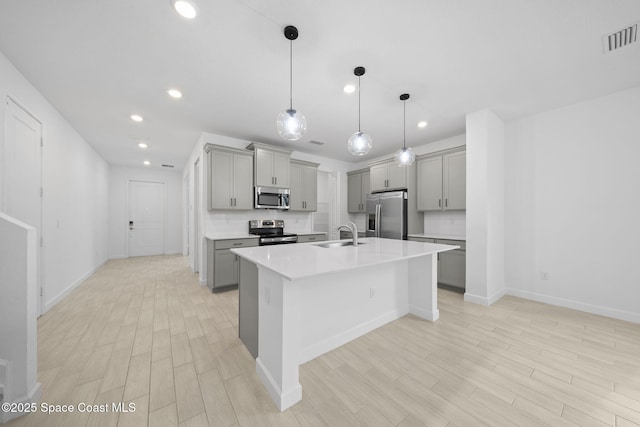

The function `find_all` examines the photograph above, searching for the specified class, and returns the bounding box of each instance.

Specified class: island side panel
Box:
[408,253,439,321]
[255,267,302,411]
[296,261,411,364]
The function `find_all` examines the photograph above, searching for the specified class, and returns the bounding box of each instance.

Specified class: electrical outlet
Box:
[264,287,271,304]
[369,287,375,299]
[540,271,549,280]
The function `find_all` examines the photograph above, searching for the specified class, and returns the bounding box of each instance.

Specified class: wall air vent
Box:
[603,23,638,53]
[309,140,325,146]
[161,164,174,168]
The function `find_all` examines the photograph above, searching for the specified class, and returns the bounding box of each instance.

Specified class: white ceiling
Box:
[1,1,639,168]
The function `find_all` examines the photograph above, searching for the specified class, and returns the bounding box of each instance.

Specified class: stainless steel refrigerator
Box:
[365,191,408,240]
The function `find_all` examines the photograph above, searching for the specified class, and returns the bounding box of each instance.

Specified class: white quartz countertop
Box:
[408,233,466,241]
[231,237,458,280]
[205,233,259,241]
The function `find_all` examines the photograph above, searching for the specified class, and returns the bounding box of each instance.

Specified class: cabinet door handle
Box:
[439,199,442,207]
[445,198,448,208]
[274,177,277,185]
[233,242,243,246]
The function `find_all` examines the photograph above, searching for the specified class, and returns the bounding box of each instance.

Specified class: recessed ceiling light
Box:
[172,0,197,19]
[418,121,428,128]
[131,114,143,122]
[167,88,182,99]
[343,84,356,94]
[143,160,151,166]
[138,142,148,149]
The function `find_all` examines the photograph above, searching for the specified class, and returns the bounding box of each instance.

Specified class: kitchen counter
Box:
[232,237,457,411]
[408,233,466,241]
[204,233,259,241]
[232,237,456,280]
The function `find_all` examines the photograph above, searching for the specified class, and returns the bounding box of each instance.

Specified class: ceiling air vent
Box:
[603,23,638,53]
[309,140,325,146]
[161,164,174,168]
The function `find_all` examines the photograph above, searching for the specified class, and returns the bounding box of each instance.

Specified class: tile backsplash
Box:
[206,210,313,235]
[423,211,466,237]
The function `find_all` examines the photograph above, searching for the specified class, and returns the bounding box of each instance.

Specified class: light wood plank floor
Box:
[6,255,640,426]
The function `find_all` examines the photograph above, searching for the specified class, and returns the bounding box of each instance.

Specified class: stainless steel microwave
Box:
[255,187,290,209]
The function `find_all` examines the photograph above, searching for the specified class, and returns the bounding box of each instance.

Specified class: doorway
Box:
[2,97,43,315]
[314,171,338,240]
[128,180,166,257]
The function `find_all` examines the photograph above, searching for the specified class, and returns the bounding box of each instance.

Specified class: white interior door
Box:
[3,97,43,315]
[128,180,165,257]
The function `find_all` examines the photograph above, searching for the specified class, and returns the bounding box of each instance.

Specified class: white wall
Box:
[504,85,640,323]
[0,51,109,313]
[108,166,183,259]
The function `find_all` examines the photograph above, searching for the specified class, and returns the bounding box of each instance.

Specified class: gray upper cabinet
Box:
[369,160,407,192]
[417,149,466,211]
[417,156,443,210]
[347,169,370,213]
[248,142,292,188]
[205,144,254,210]
[289,160,319,211]
[444,151,466,210]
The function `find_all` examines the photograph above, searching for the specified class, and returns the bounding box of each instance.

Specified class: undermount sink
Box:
[314,240,366,248]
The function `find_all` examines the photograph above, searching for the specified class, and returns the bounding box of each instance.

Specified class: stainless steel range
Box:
[249,220,297,245]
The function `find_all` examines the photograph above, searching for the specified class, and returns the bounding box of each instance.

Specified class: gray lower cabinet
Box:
[297,233,326,243]
[408,236,466,291]
[239,258,259,358]
[207,238,258,292]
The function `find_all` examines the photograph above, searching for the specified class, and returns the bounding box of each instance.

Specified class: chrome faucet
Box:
[336,221,358,246]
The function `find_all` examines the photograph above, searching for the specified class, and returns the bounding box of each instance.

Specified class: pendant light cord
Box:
[403,99,406,150]
[289,39,293,110]
[358,75,361,132]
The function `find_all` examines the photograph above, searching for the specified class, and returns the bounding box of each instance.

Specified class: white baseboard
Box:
[506,288,640,324]
[43,258,108,314]
[464,288,507,306]
[0,382,41,424]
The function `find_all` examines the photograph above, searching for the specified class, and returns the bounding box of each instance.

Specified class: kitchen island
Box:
[231,237,457,411]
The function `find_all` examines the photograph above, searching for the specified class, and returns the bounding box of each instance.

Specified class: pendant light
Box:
[276,25,307,141]
[394,93,415,167]
[347,66,372,156]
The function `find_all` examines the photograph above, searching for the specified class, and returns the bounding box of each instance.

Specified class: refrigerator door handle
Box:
[375,204,381,237]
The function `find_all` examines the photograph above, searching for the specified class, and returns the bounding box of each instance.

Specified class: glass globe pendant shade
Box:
[276,108,307,141]
[394,146,415,167]
[347,131,372,156]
